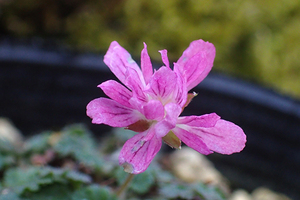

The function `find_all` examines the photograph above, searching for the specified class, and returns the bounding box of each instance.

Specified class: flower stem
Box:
[116,173,135,198]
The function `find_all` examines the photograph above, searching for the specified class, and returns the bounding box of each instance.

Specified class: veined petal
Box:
[142,100,164,121]
[104,41,145,86]
[176,119,246,155]
[159,49,169,68]
[177,52,208,91]
[119,130,162,174]
[177,113,220,128]
[141,43,153,84]
[175,39,216,91]
[98,80,132,108]
[126,67,147,103]
[177,39,215,71]
[194,119,246,154]
[154,103,182,138]
[146,67,177,103]
[173,66,187,107]
[172,127,212,155]
[86,98,142,127]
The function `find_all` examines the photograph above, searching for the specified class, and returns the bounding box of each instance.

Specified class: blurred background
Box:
[1,0,300,199]
[1,0,300,98]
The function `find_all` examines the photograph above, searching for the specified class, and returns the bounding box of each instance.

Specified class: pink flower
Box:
[87,40,246,174]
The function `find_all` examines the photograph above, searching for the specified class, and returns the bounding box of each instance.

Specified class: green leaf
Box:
[114,167,128,185]
[114,167,155,195]
[0,153,15,170]
[3,166,92,195]
[193,183,226,200]
[24,184,73,200]
[38,166,91,187]
[0,138,17,170]
[130,170,155,194]
[0,190,22,200]
[3,167,52,195]
[24,131,51,153]
[65,170,92,185]
[0,139,16,153]
[72,185,117,200]
[53,124,104,170]
[159,183,195,200]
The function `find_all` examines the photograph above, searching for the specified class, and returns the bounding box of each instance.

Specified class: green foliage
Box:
[159,183,195,200]
[24,131,51,153]
[193,183,226,200]
[53,124,104,171]
[24,184,73,200]
[0,124,228,199]
[4,167,51,195]
[2,0,300,97]
[115,167,155,195]
[0,139,17,170]
[3,166,91,195]
[72,185,117,200]
[0,190,21,200]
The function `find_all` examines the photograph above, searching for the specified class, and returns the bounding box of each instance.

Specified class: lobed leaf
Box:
[24,131,51,153]
[3,166,91,195]
[159,183,195,200]
[193,183,226,200]
[53,124,104,170]
[72,185,117,200]
[23,184,73,200]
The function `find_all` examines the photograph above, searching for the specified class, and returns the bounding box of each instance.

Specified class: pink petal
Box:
[154,103,182,138]
[98,80,132,108]
[104,41,145,86]
[172,127,213,155]
[126,67,147,103]
[86,98,142,127]
[146,67,177,104]
[176,52,208,91]
[141,43,153,84]
[177,113,220,128]
[195,119,246,154]
[142,100,164,121]
[159,49,169,68]
[177,119,246,155]
[119,130,162,174]
[173,67,187,107]
[175,39,216,91]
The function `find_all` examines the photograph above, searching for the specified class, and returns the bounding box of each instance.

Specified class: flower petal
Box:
[194,119,246,154]
[119,130,162,174]
[126,67,148,103]
[141,43,153,84]
[104,41,145,86]
[176,52,208,91]
[173,67,187,107]
[86,98,142,127]
[154,103,182,138]
[176,119,246,155]
[98,80,132,108]
[159,49,169,68]
[175,39,216,91]
[177,113,220,128]
[142,100,164,121]
[146,67,177,104]
[172,127,213,155]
